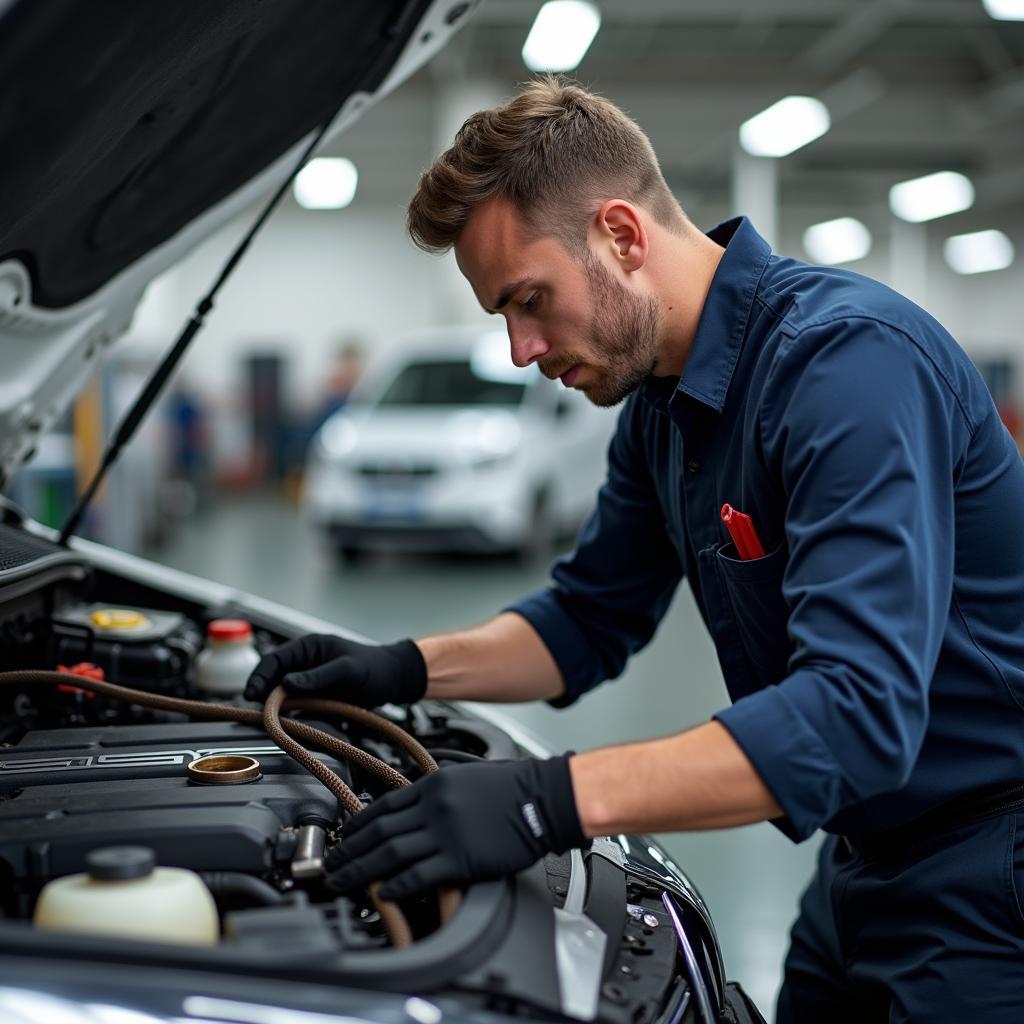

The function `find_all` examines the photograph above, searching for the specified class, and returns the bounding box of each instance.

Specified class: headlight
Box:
[318,416,357,459]
[449,412,522,470]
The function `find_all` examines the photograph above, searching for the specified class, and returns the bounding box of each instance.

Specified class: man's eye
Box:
[521,293,540,310]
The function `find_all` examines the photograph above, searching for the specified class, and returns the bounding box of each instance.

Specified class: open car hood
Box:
[0,0,479,486]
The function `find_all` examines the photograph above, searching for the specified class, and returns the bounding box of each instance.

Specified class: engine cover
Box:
[0,721,344,882]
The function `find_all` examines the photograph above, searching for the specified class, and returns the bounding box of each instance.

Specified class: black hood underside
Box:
[0,0,432,308]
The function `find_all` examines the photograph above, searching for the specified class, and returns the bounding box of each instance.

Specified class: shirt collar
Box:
[641,216,772,415]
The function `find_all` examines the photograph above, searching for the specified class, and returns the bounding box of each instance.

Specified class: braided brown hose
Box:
[262,687,412,947]
[261,688,363,814]
[0,671,460,942]
[285,698,440,775]
[278,697,461,924]
[0,672,408,793]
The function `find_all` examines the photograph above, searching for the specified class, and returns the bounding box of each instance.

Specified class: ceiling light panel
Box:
[888,171,974,223]
[943,229,1015,275]
[982,0,1024,20]
[522,1,601,72]
[293,158,358,210]
[738,97,831,158]
[803,217,872,265]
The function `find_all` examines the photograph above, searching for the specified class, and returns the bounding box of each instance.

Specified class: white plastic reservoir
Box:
[34,846,219,945]
[196,618,261,696]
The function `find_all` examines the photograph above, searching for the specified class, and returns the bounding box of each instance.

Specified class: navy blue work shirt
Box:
[508,217,1024,842]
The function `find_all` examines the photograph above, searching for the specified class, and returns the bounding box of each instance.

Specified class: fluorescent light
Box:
[522,1,601,72]
[738,96,830,157]
[943,229,1015,275]
[888,171,974,223]
[982,0,1024,20]
[293,158,358,210]
[803,217,872,265]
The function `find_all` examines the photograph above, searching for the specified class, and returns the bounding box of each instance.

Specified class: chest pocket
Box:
[714,541,793,690]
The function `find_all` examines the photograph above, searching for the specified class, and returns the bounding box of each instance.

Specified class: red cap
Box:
[58,662,105,681]
[56,662,104,697]
[208,619,253,641]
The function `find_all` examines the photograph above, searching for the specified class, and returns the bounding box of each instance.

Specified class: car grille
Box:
[355,464,438,482]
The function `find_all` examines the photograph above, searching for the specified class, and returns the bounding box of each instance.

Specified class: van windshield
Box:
[377,360,528,407]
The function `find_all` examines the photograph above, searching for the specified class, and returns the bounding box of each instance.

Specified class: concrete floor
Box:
[142,492,822,1020]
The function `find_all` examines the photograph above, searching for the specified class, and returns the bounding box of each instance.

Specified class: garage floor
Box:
[143,493,822,1020]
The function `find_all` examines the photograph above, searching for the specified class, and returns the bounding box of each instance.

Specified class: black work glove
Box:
[243,633,427,708]
[324,754,586,900]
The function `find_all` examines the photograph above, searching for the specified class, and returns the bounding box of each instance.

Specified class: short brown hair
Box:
[407,76,685,257]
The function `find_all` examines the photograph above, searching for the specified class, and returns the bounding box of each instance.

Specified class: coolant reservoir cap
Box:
[86,846,156,881]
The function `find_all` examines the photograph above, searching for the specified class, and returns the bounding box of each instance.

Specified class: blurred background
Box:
[10,1,1024,1016]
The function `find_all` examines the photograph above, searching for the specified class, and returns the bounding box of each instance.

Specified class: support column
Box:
[889,217,928,308]
[731,146,779,249]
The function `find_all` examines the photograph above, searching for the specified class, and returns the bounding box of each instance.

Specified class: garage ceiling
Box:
[327,0,1024,232]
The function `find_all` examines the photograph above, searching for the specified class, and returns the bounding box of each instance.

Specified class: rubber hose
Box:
[201,871,286,907]
[0,671,462,943]
[421,748,486,764]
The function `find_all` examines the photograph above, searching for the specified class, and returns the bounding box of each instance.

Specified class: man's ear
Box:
[594,200,648,272]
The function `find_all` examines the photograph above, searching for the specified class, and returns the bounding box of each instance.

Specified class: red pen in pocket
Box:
[721,504,765,560]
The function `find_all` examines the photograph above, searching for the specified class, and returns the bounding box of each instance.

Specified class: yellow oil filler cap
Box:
[90,608,151,631]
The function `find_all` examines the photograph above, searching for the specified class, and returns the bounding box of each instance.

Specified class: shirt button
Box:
[688,459,700,473]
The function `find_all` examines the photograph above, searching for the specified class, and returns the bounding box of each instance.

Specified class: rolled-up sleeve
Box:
[715,318,971,840]
[507,395,683,707]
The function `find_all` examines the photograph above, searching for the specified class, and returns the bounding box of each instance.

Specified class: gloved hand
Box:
[324,754,586,900]
[243,633,427,708]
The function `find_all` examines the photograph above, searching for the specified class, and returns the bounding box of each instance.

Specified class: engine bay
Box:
[0,512,742,1024]
[0,597,520,950]
[0,510,519,936]
[0,712,515,923]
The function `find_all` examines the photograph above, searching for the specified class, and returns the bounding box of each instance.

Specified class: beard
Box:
[540,253,661,408]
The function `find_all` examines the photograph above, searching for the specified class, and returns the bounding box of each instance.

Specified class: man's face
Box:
[455,199,661,408]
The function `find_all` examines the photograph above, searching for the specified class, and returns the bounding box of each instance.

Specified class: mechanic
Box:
[246,78,1024,1022]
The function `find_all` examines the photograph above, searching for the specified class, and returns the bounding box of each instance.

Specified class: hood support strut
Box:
[58,113,341,546]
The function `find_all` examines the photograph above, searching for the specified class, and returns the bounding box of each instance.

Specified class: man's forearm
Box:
[569,721,782,835]
[418,620,781,834]
[418,612,565,703]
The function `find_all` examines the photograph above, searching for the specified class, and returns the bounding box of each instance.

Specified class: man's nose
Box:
[507,321,550,368]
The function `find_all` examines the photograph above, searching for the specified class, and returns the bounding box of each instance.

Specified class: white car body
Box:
[304,326,618,555]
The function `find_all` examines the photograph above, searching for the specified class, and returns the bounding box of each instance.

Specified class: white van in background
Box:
[303,326,618,560]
